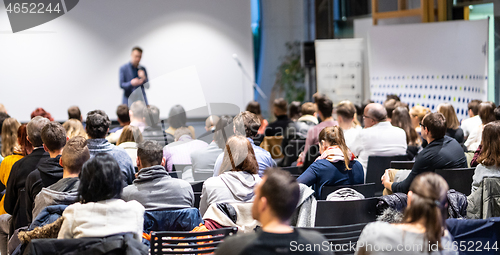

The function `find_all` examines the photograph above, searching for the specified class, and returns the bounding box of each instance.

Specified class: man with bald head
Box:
[350,103,407,178]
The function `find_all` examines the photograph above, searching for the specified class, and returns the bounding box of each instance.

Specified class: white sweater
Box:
[57,199,145,241]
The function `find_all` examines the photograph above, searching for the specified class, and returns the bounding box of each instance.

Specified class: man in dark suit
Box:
[119,46,149,105]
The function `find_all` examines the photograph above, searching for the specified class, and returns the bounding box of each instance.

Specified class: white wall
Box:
[0,0,253,122]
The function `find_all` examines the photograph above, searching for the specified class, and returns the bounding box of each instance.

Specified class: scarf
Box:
[316,145,355,163]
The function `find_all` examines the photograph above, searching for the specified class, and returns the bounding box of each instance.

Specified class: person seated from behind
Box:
[62,119,87,139]
[470,121,500,193]
[437,103,465,149]
[382,112,467,194]
[336,100,362,149]
[32,136,90,220]
[67,106,83,123]
[117,125,144,168]
[191,116,234,180]
[470,107,500,167]
[25,122,67,222]
[108,101,147,144]
[285,102,317,141]
[85,110,135,185]
[198,115,220,144]
[200,136,261,215]
[357,172,451,255]
[142,105,174,146]
[58,153,145,241]
[297,126,363,199]
[109,104,131,134]
[216,168,332,255]
[409,105,430,138]
[166,105,195,137]
[465,101,496,152]
[461,99,482,140]
[163,127,208,172]
[246,101,268,136]
[122,140,194,210]
[264,98,292,137]
[383,98,400,123]
[31,108,54,121]
[391,107,421,160]
[288,101,301,122]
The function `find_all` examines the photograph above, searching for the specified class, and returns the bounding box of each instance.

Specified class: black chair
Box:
[435,168,475,196]
[169,171,183,179]
[190,181,204,193]
[320,183,376,200]
[301,144,321,171]
[390,161,415,170]
[300,223,367,255]
[315,198,378,227]
[150,227,238,255]
[282,166,301,175]
[366,155,409,196]
[281,139,305,167]
[194,192,202,209]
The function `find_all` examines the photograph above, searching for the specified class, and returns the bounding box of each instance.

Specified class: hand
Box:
[138,69,146,79]
[131,78,142,87]
[381,169,392,191]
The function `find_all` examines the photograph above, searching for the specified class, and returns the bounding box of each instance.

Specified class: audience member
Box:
[67,106,82,122]
[357,172,449,255]
[142,105,174,146]
[5,116,50,235]
[391,107,421,160]
[465,101,496,151]
[25,122,67,222]
[336,100,362,149]
[216,168,331,255]
[246,101,268,135]
[214,112,275,177]
[198,115,220,144]
[409,105,430,135]
[166,105,195,137]
[300,96,338,163]
[108,101,147,143]
[288,101,302,122]
[0,112,10,151]
[461,99,482,139]
[265,98,292,137]
[386,94,401,102]
[117,125,144,168]
[383,113,467,194]
[297,126,363,199]
[123,140,194,209]
[200,136,261,215]
[494,105,500,120]
[32,136,90,220]
[30,108,54,121]
[191,115,233,180]
[85,110,135,185]
[0,122,24,214]
[109,104,130,133]
[163,127,208,172]
[470,121,500,193]
[62,119,87,139]
[285,102,317,141]
[383,99,399,122]
[1,118,20,157]
[437,103,465,148]
[350,103,407,175]
[57,153,145,241]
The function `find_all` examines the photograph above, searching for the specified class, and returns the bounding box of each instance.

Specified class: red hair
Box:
[31,108,54,121]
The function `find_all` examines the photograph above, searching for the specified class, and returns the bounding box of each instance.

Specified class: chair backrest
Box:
[150,227,238,255]
[282,139,305,167]
[282,166,301,175]
[193,170,213,181]
[320,183,376,200]
[315,198,378,227]
[300,222,367,254]
[260,136,284,159]
[194,192,202,209]
[435,168,476,196]
[366,155,409,196]
[190,181,204,193]
[390,161,415,170]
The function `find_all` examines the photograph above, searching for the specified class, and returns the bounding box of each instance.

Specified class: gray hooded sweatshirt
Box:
[199,171,261,216]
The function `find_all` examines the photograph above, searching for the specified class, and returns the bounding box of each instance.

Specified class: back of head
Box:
[383,99,398,119]
[219,135,258,175]
[41,122,67,152]
[410,105,430,122]
[86,110,111,139]
[144,105,160,127]
[273,98,288,116]
[312,93,326,104]
[137,140,163,167]
[18,124,32,156]
[422,112,446,140]
[478,121,500,167]
[1,118,21,157]
[365,103,387,122]
[259,168,300,222]
[288,101,301,120]
[233,111,260,138]
[479,102,496,125]
[205,115,220,130]
[316,97,333,118]
[168,105,187,129]
[468,99,482,116]
[67,106,81,120]
[27,116,51,147]
[318,126,351,169]
[336,100,356,120]
[117,125,144,145]
[214,115,235,149]
[116,104,130,123]
[405,172,448,250]
[61,136,90,175]
[437,103,459,129]
[174,126,193,141]
[62,119,86,139]
[386,94,401,102]
[129,101,146,120]
[494,106,500,121]
[78,153,123,203]
[391,107,418,145]
[0,112,11,135]
[301,102,315,116]
[246,101,262,116]
[31,108,54,121]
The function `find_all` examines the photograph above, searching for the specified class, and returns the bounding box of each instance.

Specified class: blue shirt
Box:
[297,159,364,199]
[119,62,149,105]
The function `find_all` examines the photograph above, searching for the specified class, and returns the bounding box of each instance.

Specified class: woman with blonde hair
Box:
[62,119,87,139]
[409,105,430,134]
[437,103,465,148]
[117,125,144,167]
[297,126,364,199]
[1,118,20,157]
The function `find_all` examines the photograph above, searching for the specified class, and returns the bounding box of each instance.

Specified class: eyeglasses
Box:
[419,123,425,128]
[363,115,374,120]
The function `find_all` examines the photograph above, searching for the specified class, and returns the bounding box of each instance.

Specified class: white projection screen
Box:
[0,0,254,122]
[368,19,488,121]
